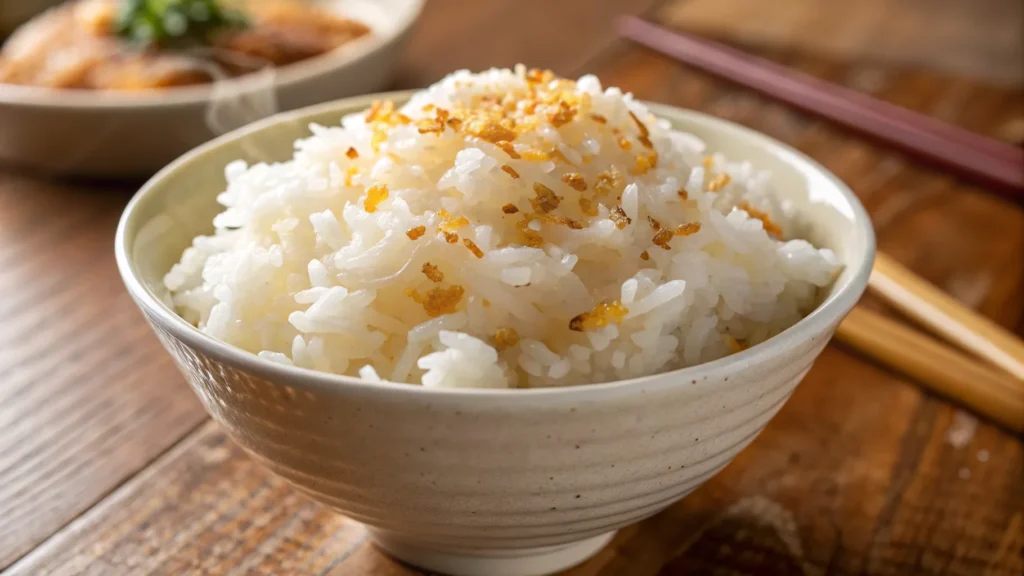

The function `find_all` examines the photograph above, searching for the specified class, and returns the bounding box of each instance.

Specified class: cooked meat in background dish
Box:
[0,0,371,90]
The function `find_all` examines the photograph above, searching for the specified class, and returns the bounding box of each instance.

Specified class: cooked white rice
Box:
[165,66,841,389]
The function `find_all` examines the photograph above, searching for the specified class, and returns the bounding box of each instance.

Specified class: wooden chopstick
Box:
[836,307,1024,432]
[612,16,1024,423]
[618,20,1020,166]
[871,253,1024,383]
[616,15,1024,195]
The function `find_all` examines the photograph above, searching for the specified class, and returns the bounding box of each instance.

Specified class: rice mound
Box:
[164,66,841,389]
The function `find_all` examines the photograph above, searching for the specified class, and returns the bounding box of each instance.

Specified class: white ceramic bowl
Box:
[115,93,874,576]
[0,0,422,177]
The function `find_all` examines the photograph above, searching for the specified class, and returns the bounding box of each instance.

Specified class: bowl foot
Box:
[369,530,617,576]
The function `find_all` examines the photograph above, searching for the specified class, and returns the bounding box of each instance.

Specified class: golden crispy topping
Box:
[617,135,632,151]
[677,188,689,200]
[365,100,395,122]
[502,203,520,214]
[707,173,731,192]
[652,228,674,250]
[589,113,607,124]
[422,104,435,112]
[364,184,388,213]
[561,172,587,191]
[525,68,554,84]
[365,100,409,129]
[406,225,426,240]
[675,222,701,236]
[422,262,444,283]
[463,238,485,258]
[515,219,545,247]
[407,286,465,317]
[494,327,520,351]
[417,108,451,135]
[344,166,358,187]
[464,117,517,143]
[609,206,631,229]
[638,135,653,149]
[547,100,577,127]
[530,183,561,213]
[738,202,783,238]
[725,335,748,353]
[521,148,550,162]
[345,147,359,159]
[628,111,650,138]
[496,140,521,159]
[437,209,470,233]
[443,231,459,244]
[501,165,520,179]
[569,300,629,332]
[632,154,653,175]
[370,128,387,152]
[578,197,598,217]
[594,166,624,195]
[648,216,661,230]
[544,214,585,230]
[640,250,650,261]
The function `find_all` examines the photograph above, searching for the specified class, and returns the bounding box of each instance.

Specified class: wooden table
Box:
[2,1,1021,574]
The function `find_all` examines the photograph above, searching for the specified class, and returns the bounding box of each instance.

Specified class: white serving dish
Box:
[0,0,423,177]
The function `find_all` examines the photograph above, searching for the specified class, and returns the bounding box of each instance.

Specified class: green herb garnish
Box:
[115,0,248,48]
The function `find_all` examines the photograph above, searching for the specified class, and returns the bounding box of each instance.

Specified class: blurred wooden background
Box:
[1,0,1021,574]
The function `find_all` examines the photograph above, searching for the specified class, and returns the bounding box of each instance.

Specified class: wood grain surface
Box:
[657,0,1024,86]
[2,0,1023,574]
[0,174,208,569]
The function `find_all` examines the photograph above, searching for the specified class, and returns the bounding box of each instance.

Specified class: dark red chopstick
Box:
[617,15,1024,196]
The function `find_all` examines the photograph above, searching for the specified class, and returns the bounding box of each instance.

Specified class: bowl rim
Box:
[0,0,424,110]
[115,91,876,402]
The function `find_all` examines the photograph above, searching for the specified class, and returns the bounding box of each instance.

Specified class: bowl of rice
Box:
[116,67,874,576]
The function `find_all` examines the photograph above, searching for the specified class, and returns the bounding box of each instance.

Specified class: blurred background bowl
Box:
[0,0,64,34]
[115,93,874,576]
[0,0,423,178]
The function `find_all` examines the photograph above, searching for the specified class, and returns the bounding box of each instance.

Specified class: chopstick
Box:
[836,253,1024,430]
[870,253,1024,382]
[616,15,1024,195]
[836,307,1024,432]
[614,15,1024,425]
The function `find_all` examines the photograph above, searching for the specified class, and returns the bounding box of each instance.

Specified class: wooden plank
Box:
[390,0,666,88]
[0,173,209,570]
[7,422,372,576]
[6,0,1023,573]
[656,0,1024,86]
